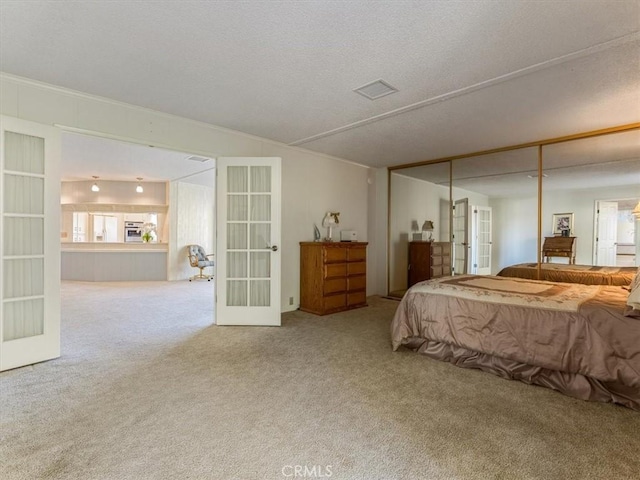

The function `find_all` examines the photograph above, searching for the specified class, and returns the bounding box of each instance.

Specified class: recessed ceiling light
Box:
[354,79,398,100]
[91,176,100,192]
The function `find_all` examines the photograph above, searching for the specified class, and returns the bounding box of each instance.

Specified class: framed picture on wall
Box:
[552,212,574,236]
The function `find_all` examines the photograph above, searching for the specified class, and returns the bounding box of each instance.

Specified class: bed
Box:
[496,262,636,286]
[391,273,640,410]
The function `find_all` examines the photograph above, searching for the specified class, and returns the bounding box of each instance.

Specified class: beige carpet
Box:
[1,281,639,480]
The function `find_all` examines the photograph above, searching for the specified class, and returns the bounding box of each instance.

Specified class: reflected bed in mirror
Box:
[497,262,637,286]
[541,129,640,269]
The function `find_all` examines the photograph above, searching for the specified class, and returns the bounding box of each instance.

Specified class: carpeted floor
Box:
[1,281,639,480]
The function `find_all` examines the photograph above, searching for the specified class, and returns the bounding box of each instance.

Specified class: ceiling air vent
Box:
[185,155,211,163]
[354,79,398,100]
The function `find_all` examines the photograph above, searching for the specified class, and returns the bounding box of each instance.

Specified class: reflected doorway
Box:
[594,198,639,266]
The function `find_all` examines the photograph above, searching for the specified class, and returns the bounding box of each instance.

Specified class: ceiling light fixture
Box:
[136,177,144,193]
[633,201,640,219]
[91,176,100,192]
[527,173,549,179]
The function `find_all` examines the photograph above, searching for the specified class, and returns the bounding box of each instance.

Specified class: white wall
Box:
[168,181,215,280]
[490,196,539,272]
[368,168,388,296]
[0,73,374,312]
[260,142,370,307]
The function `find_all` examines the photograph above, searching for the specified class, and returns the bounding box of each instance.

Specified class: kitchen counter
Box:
[61,242,168,281]
[61,242,168,252]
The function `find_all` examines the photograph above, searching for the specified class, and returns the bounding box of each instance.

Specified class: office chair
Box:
[187,245,215,281]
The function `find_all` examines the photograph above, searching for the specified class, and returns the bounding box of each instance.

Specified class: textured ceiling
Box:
[1,0,639,169]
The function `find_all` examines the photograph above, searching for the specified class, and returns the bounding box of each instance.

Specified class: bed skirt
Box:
[401,336,640,411]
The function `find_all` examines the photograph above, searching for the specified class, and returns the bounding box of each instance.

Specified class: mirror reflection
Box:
[389,161,451,297]
[451,147,538,276]
[541,129,640,267]
[388,127,639,296]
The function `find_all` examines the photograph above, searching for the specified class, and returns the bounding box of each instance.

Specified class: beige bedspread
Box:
[391,275,640,409]
[497,262,636,285]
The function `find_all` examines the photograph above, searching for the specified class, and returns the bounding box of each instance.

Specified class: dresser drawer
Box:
[324,247,347,263]
[347,291,366,306]
[347,261,366,276]
[324,294,346,311]
[300,242,368,315]
[347,275,366,292]
[347,247,366,262]
[324,278,347,294]
[431,266,448,277]
[325,263,347,278]
[432,244,443,256]
[431,255,443,266]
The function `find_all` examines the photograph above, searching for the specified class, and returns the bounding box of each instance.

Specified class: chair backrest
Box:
[188,245,208,265]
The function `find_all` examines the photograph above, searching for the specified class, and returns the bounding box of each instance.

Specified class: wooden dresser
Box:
[542,236,576,264]
[300,242,367,315]
[408,241,451,287]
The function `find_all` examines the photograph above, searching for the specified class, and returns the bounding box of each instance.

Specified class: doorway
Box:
[594,198,639,266]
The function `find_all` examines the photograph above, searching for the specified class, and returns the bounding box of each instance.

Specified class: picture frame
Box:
[552,213,574,236]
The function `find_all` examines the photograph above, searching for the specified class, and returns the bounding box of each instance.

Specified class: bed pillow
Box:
[626,268,640,317]
[631,266,640,291]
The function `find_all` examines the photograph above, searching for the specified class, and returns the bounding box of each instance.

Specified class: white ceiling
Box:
[0,1,639,172]
[61,132,215,186]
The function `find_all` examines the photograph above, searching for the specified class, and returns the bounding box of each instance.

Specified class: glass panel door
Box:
[216,158,281,326]
[1,116,60,371]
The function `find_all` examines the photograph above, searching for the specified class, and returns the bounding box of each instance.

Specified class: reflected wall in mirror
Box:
[389,161,451,297]
[541,129,640,267]
[451,147,538,276]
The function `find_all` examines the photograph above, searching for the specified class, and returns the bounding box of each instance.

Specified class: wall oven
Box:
[124,221,143,242]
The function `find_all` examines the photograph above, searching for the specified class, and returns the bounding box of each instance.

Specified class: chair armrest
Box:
[206,254,215,258]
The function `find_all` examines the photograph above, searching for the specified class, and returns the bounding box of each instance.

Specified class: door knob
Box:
[267,244,278,251]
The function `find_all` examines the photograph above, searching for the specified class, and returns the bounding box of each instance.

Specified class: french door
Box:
[215,157,281,326]
[1,116,60,371]
[453,198,468,275]
[470,206,492,275]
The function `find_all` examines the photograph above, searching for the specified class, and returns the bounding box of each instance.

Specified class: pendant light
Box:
[91,176,100,192]
[136,177,144,193]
